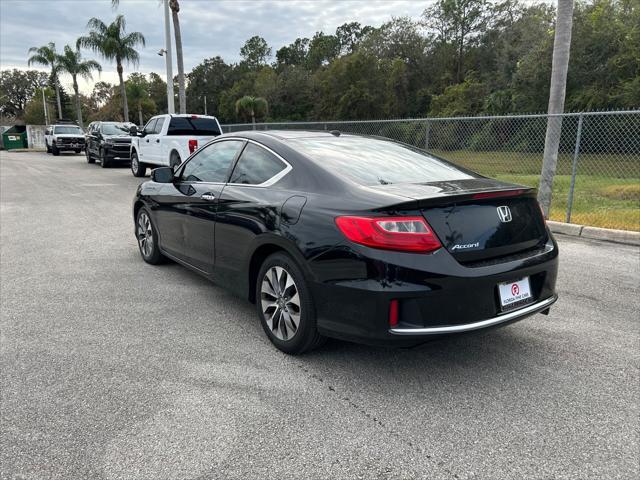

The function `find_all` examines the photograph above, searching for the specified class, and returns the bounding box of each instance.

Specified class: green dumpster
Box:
[2,126,28,150]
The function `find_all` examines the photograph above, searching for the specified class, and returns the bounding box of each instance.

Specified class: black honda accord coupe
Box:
[133,130,558,354]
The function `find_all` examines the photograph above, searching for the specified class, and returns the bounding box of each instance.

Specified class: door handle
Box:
[201,193,216,201]
[155,139,160,143]
[145,139,149,142]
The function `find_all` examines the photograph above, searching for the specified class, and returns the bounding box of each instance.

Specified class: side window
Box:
[229,143,287,185]
[143,118,157,134]
[179,140,245,183]
[153,117,165,134]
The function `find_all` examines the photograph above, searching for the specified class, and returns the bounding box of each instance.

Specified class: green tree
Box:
[186,57,233,115]
[424,0,487,83]
[276,38,309,69]
[56,45,102,127]
[240,36,272,69]
[126,73,154,126]
[306,32,340,69]
[77,15,145,122]
[235,96,268,125]
[0,69,49,120]
[27,42,64,119]
[147,72,168,114]
[336,22,373,55]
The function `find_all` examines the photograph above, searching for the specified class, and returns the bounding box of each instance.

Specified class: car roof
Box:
[226,130,354,141]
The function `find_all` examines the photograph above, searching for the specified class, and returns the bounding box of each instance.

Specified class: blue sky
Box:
[0,0,431,93]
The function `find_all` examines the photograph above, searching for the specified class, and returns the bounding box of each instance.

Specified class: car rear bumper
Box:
[309,236,559,346]
[389,294,556,335]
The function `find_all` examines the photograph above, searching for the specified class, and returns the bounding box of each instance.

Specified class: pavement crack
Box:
[295,363,461,479]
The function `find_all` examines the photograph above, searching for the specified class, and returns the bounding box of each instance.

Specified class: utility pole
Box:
[204,95,207,115]
[163,0,175,114]
[538,0,575,218]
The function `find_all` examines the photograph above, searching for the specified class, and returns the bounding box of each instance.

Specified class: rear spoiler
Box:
[378,188,536,211]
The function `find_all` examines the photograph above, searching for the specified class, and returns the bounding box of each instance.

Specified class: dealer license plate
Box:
[498,277,532,308]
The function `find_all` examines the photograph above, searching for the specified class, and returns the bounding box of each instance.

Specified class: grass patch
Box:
[495,174,640,231]
[430,149,640,178]
[427,150,640,231]
[597,184,640,201]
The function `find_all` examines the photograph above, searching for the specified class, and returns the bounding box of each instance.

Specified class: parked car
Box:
[44,124,85,155]
[132,131,559,354]
[129,114,222,177]
[85,121,135,167]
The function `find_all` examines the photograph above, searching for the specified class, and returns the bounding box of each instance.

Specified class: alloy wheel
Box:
[261,266,301,341]
[131,156,139,175]
[137,212,154,258]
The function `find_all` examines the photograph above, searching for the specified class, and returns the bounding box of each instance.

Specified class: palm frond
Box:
[122,31,146,49]
[86,17,108,34]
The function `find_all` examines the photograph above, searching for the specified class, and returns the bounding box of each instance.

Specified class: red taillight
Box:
[335,216,441,253]
[389,299,399,327]
[188,139,198,154]
[472,189,525,200]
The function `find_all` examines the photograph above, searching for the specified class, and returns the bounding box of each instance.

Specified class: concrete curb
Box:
[548,221,640,246]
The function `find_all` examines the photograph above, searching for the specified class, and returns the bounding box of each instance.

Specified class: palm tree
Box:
[77,15,145,122]
[112,0,185,113]
[235,96,268,128]
[538,0,575,217]
[56,46,102,128]
[27,42,63,120]
[169,0,186,113]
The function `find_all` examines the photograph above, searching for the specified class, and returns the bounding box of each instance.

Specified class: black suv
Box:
[85,121,135,167]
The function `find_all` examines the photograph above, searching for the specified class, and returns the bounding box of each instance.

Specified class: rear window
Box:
[54,126,83,135]
[287,136,473,186]
[167,117,221,136]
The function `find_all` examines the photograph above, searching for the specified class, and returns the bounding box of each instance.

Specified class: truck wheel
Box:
[52,144,59,156]
[86,147,95,164]
[131,151,146,177]
[170,151,181,170]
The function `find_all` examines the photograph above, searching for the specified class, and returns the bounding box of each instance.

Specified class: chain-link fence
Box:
[223,111,640,232]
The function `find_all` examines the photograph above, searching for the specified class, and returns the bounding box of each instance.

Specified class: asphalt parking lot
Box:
[1,150,638,480]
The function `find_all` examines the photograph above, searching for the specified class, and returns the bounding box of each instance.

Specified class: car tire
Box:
[170,151,181,170]
[136,207,165,265]
[256,252,326,354]
[46,142,51,154]
[74,149,81,154]
[100,148,109,168]
[131,151,146,177]
[86,147,95,164]
[51,144,59,156]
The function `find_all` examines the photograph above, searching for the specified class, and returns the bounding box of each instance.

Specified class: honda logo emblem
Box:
[497,206,512,223]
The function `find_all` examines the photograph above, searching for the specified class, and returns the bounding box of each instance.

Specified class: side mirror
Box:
[129,125,138,136]
[151,167,174,183]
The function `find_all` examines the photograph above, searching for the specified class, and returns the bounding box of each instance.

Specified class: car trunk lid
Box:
[367,179,548,263]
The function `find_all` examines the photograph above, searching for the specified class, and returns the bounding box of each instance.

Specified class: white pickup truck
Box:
[129,114,223,177]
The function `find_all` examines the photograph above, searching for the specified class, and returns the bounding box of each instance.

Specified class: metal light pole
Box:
[163,0,175,114]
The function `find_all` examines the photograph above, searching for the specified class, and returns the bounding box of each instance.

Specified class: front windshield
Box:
[101,123,130,135]
[54,126,83,135]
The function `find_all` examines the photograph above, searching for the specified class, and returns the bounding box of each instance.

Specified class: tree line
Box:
[1,0,637,127]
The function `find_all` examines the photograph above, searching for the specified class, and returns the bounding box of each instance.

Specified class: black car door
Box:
[215,142,292,284]
[88,123,98,156]
[155,139,246,272]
